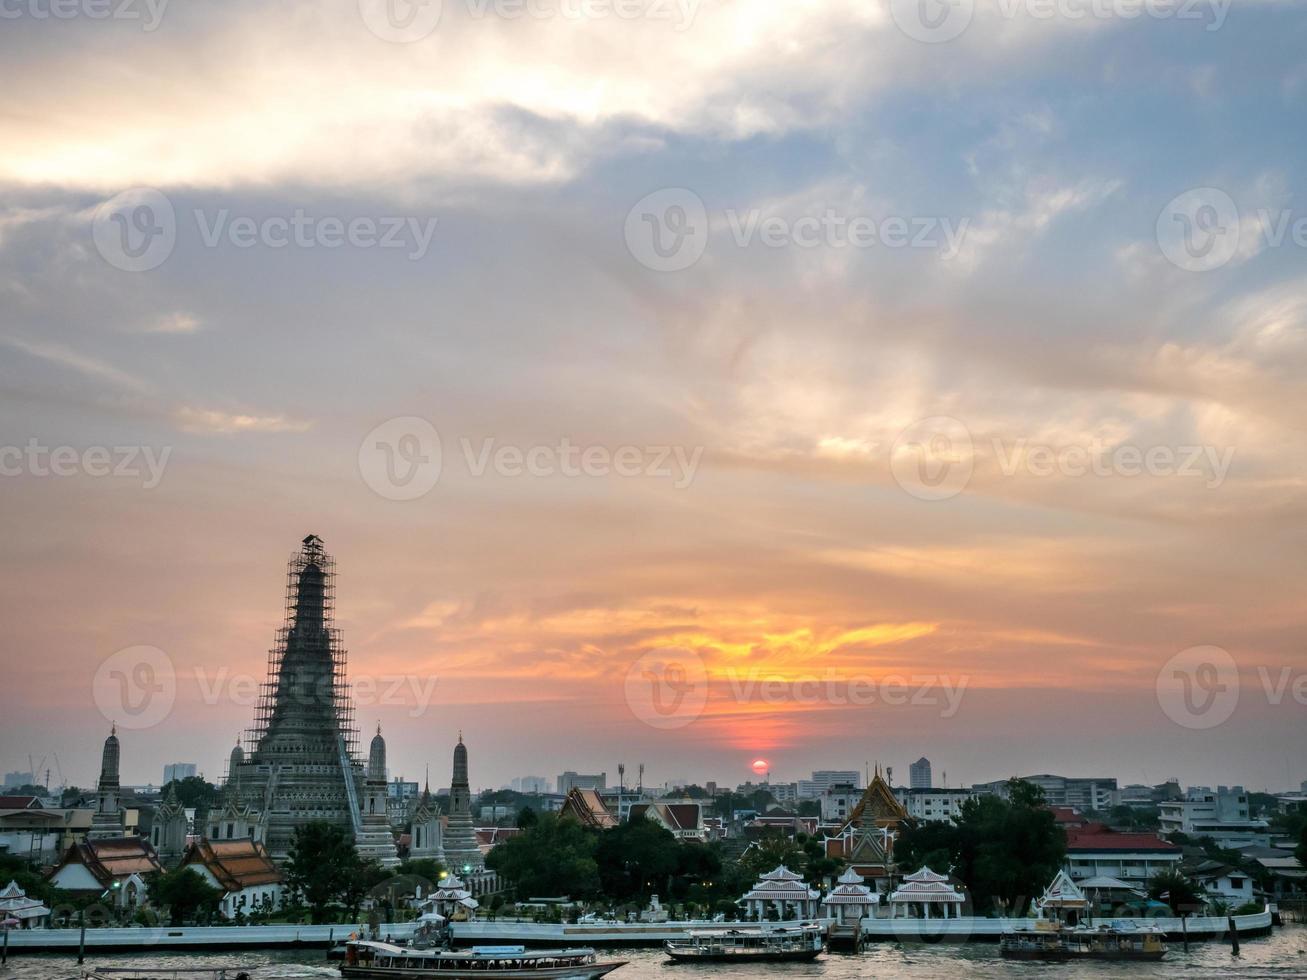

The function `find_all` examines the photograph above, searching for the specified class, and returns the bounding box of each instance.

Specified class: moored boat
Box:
[664,923,824,962]
[340,939,627,979]
[1000,921,1167,962]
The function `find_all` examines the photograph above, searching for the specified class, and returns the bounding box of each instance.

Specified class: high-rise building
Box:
[511,776,550,794]
[910,757,932,789]
[163,763,197,785]
[2,771,36,790]
[229,535,368,861]
[443,735,485,874]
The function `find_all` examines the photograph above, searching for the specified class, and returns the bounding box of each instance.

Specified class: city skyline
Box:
[3,4,1306,795]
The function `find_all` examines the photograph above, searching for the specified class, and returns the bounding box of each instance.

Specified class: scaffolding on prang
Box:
[245,534,359,767]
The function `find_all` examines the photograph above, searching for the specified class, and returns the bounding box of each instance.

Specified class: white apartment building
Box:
[901,787,973,823]
[799,771,862,799]
[1158,786,1271,848]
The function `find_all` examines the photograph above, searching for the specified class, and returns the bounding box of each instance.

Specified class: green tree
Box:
[517,806,539,829]
[486,813,600,900]
[1295,821,1307,869]
[397,857,446,884]
[1149,868,1205,916]
[740,832,806,879]
[595,819,681,901]
[285,821,366,923]
[161,776,220,810]
[149,867,223,925]
[895,779,1065,916]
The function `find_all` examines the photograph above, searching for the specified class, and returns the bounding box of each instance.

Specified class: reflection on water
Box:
[3,926,1304,980]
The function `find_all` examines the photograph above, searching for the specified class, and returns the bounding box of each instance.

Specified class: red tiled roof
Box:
[49,836,163,889]
[1065,826,1179,852]
[180,839,281,891]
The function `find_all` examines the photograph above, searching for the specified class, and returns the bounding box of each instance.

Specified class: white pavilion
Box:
[822,867,879,925]
[1034,869,1090,924]
[421,873,480,922]
[740,865,821,921]
[888,867,966,919]
[0,880,50,929]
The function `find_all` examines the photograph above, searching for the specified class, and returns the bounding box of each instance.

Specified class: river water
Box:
[4,926,1305,980]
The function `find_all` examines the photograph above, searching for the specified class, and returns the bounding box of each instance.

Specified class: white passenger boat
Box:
[663,923,824,962]
[340,940,627,978]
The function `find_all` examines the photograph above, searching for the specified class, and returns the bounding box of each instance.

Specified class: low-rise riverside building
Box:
[1063,823,1181,885]
[46,836,163,911]
[179,838,284,918]
[0,796,92,861]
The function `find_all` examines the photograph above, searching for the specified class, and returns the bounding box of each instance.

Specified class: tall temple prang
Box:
[88,725,125,840]
[227,535,384,862]
[442,734,484,874]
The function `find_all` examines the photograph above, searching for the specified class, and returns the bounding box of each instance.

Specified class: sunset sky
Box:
[2,2,1305,795]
